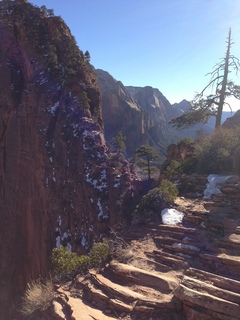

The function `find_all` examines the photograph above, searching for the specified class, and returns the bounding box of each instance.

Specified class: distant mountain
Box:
[96,69,214,156]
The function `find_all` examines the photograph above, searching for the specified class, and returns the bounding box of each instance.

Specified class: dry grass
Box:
[20,278,54,318]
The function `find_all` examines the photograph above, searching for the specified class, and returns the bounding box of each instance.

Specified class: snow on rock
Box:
[161,208,184,225]
[203,174,233,200]
[172,242,201,253]
[49,101,59,116]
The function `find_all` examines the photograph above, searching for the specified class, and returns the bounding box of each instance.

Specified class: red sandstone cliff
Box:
[0,1,135,318]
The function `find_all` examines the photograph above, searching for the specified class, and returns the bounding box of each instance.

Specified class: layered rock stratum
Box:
[0,1,136,318]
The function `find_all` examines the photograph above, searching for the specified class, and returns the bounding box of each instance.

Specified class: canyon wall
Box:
[0,2,135,318]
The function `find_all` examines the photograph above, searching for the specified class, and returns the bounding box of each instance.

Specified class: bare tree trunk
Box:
[215,29,231,128]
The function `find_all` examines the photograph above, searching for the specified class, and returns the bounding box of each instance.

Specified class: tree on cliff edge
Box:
[134,145,159,180]
[170,29,240,129]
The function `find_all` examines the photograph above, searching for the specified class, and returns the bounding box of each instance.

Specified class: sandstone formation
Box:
[222,109,240,128]
[96,69,146,155]
[0,1,136,318]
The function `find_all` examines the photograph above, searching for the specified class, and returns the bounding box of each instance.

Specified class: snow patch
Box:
[49,101,59,116]
[56,236,61,248]
[203,174,233,200]
[161,208,184,225]
[172,242,200,253]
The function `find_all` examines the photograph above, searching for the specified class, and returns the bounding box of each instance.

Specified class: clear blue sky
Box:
[30,0,240,111]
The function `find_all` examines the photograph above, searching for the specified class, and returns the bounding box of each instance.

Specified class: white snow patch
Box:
[81,233,87,247]
[49,101,59,116]
[57,215,62,226]
[56,236,61,248]
[161,208,184,225]
[97,198,103,218]
[203,174,233,200]
[114,177,121,188]
[172,242,200,253]
[200,221,206,228]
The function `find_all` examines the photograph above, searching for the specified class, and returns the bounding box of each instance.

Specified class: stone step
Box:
[154,235,204,250]
[186,267,240,294]
[145,252,175,272]
[152,229,199,242]
[151,249,189,269]
[131,256,172,273]
[89,270,181,311]
[181,275,240,304]
[219,233,240,249]
[144,223,197,235]
[200,252,240,267]
[77,276,133,313]
[174,284,240,320]
[108,260,179,294]
[162,244,200,258]
[199,252,240,279]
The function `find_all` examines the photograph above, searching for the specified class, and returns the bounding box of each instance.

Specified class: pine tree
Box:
[170,29,240,129]
[134,145,159,180]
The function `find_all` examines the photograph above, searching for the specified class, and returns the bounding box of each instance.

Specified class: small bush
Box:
[51,239,109,276]
[90,238,109,267]
[20,279,54,318]
[133,181,178,224]
[188,127,240,174]
[159,179,178,205]
[52,246,91,275]
[164,160,182,181]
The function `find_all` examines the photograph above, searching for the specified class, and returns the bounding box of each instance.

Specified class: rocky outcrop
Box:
[222,109,240,128]
[160,141,195,179]
[0,2,136,318]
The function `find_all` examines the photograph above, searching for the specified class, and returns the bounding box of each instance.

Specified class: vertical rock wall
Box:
[0,2,135,318]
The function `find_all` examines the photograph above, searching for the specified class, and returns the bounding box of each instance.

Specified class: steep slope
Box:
[0,2,135,318]
[222,109,240,128]
[96,69,147,155]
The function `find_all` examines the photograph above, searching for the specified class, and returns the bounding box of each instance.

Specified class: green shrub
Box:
[189,127,240,174]
[20,279,54,318]
[159,179,178,205]
[164,160,182,181]
[134,181,178,219]
[51,239,109,276]
[90,238,109,267]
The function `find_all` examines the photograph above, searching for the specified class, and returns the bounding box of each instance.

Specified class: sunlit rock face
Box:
[0,2,135,318]
[97,69,176,156]
[222,109,240,129]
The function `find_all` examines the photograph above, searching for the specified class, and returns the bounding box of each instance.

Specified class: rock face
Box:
[222,109,240,128]
[96,69,146,155]
[0,2,135,318]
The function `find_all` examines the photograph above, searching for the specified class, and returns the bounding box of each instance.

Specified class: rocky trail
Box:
[55,175,240,320]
